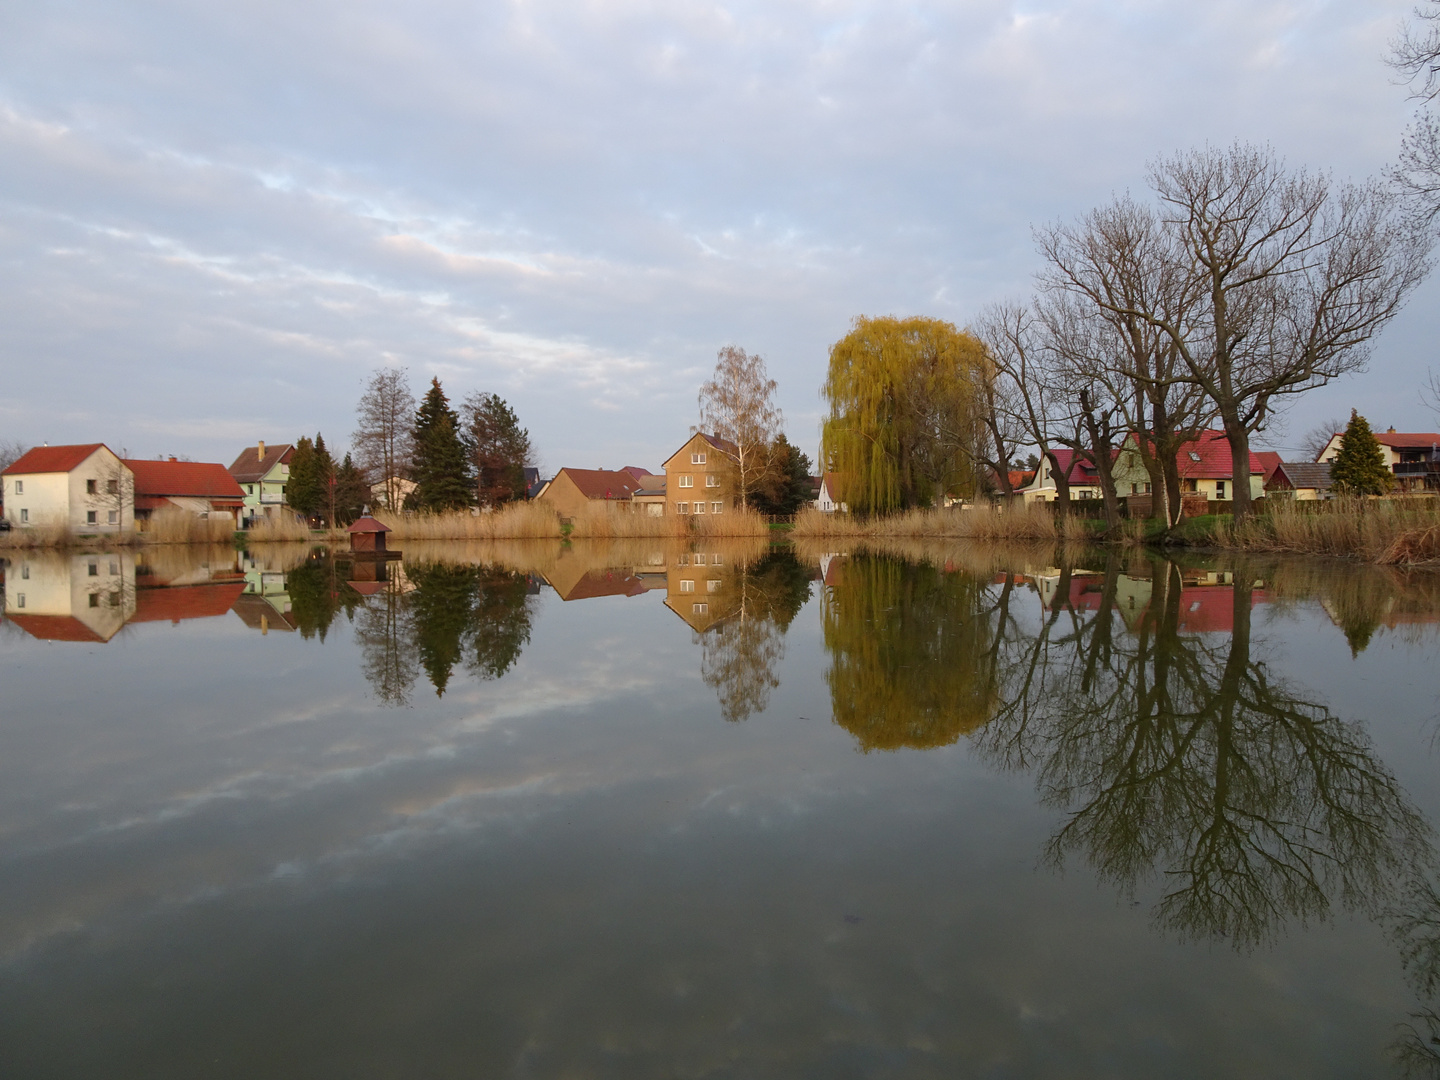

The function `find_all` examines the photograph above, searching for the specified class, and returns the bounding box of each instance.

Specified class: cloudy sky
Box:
[1,0,1435,471]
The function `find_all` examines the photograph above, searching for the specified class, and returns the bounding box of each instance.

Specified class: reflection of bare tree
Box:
[354,571,416,706]
[698,550,811,722]
[976,555,1432,950]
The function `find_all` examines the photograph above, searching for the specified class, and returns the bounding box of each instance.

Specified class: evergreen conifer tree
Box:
[1330,410,1394,496]
[287,436,319,519]
[464,392,534,507]
[409,378,474,511]
[334,453,369,524]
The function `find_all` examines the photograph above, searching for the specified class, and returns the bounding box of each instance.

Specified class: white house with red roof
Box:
[1,444,135,531]
[1018,432,1265,504]
[1317,428,1440,493]
[813,472,848,513]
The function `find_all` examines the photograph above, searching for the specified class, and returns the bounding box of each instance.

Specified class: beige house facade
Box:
[3,550,138,641]
[534,468,644,518]
[1,444,135,532]
[662,432,737,518]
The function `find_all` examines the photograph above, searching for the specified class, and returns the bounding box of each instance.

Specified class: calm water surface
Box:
[2,539,1439,1078]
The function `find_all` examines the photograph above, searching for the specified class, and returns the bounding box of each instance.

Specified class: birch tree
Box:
[698,346,783,509]
[353,367,415,511]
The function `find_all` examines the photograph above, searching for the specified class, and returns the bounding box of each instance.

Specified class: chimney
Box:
[168,456,177,462]
[1388,426,1396,434]
[257,440,265,461]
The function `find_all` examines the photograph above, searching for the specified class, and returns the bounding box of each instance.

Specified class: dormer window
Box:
[1188,451,1202,462]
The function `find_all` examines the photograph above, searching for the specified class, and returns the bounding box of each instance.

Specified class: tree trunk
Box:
[1223,420,1254,522]
[1045,449,1072,513]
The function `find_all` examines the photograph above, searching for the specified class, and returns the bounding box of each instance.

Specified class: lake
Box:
[2,538,1439,1078]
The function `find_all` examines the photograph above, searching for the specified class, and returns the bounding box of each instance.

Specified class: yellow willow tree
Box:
[821,315,989,514]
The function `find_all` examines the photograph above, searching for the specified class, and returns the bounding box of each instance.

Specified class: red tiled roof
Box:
[347,515,390,533]
[621,466,654,480]
[347,581,387,596]
[228,443,294,483]
[559,570,648,601]
[557,468,643,500]
[1254,451,1283,484]
[1175,431,1264,479]
[2,444,111,475]
[4,614,106,642]
[663,431,740,468]
[1376,432,1440,449]
[125,459,245,500]
[131,583,246,624]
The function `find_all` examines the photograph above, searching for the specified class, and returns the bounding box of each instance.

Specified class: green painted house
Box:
[227,442,294,526]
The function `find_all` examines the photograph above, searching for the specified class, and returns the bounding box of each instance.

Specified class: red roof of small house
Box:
[2,444,112,475]
[347,515,391,533]
[125,459,245,502]
[4,614,107,642]
[559,570,648,601]
[557,468,643,500]
[1254,451,1283,485]
[621,466,654,481]
[347,581,387,596]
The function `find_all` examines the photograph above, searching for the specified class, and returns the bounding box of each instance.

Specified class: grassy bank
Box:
[1184,499,1440,565]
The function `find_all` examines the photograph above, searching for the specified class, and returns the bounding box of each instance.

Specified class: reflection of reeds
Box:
[1218,498,1440,564]
[136,542,240,580]
[144,508,237,544]
[791,535,1077,579]
[792,503,1088,543]
[368,502,773,541]
[395,535,771,579]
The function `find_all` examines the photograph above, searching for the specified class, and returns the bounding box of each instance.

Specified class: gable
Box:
[3,444,115,476]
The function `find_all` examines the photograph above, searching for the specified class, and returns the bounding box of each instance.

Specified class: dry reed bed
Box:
[142,508,237,544]
[791,504,1090,544]
[1215,499,1440,565]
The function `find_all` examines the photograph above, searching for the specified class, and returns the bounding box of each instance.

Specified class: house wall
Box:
[5,449,134,531]
[535,472,592,518]
[662,547,727,632]
[663,435,731,517]
[238,461,291,521]
[2,551,137,640]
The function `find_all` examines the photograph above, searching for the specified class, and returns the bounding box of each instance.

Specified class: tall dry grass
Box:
[245,515,316,543]
[792,503,1087,543]
[374,503,563,541]
[0,524,139,549]
[144,508,237,544]
[1216,497,1440,565]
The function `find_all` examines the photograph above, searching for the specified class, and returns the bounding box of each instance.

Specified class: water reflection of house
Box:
[2,551,137,641]
[1033,568,1271,634]
[663,548,730,632]
[231,550,297,632]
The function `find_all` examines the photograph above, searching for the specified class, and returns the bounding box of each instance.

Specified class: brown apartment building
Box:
[662,431,738,519]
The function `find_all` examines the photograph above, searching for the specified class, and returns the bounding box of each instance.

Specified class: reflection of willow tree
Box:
[699,550,812,722]
[822,554,1008,750]
[354,560,537,704]
[975,555,1431,949]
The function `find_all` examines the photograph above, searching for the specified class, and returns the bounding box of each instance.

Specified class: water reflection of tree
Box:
[353,560,537,703]
[699,550,812,722]
[821,554,1008,750]
[286,556,364,641]
[973,555,1431,949]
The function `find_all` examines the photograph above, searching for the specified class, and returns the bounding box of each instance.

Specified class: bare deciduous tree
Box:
[353,367,415,511]
[1390,4,1440,224]
[0,439,27,475]
[1301,418,1347,462]
[699,345,783,508]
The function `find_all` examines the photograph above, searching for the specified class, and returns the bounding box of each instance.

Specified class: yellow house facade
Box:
[662,432,738,518]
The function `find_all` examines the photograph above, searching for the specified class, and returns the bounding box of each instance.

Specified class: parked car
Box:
[0,518,11,531]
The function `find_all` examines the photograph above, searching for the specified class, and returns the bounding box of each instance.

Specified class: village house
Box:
[813,472,847,513]
[1,444,135,531]
[1317,428,1440,493]
[662,431,737,518]
[369,476,417,511]
[663,547,729,632]
[1020,432,1265,506]
[1267,461,1333,501]
[2,551,137,642]
[227,442,294,525]
[534,467,645,518]
[127,458,246,526]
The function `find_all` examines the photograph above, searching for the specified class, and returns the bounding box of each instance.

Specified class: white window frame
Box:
[691,452,706,465]
[678,475,693,488]
[706,579,720,593]
[86,511,97,525]
[19,509,28,523]
[680,579,695,593]
[676,502,689,514]
[108,510,118,525]
[13,480,21,494]
[692,603,708,614]
[693,501,705,513]
[706,475,719,488]
[711,502,722,514]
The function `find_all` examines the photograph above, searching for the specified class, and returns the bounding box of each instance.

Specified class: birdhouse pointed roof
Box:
[347,515,390,534]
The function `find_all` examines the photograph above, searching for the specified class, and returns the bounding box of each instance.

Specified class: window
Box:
[109,561,119,574]
[1188,451,1202,462]
[13,480,21,494]
[109,590,120,607]
[711,502,722,514]
[86,511,97,525]
[107,479,118,495]
[676,502,689,514]
[681,579,695,593]
[678,475,693,488]
[1215,481,1227,499]
[108,511,118,525]
[86,479,97,494]
[707,579,720,593]
[711,554,722,566]
[20,565,28,580]
[1130,483,1138,495]
[19,509,27,523]
[88,562,98,576]
[678,553,690,566]
[691,452,706,465]
[706,475,719,487]
[248,485,254,494]
[89,593,99,608]
[15,594,23,608]
[692,603,708,614]
[693,502,705,514]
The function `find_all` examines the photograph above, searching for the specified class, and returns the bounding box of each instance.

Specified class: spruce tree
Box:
[334,453,369,524]
[409,378,475,511]
[464,392,534,507]
[1330,410,1394,496]
[287,436,319,518]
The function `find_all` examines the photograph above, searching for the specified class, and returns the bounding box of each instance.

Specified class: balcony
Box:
[1393,461,1439,477]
